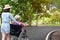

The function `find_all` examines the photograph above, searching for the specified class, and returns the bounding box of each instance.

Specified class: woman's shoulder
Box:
[2,12,11,14]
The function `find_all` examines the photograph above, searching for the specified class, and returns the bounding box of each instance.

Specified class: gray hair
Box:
[15,15,20,19]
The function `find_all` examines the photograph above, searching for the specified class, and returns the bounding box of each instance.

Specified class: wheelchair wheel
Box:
[11,36,18,40]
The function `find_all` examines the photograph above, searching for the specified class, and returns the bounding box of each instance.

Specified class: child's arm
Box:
[9,13,20,25]
[21,22,25,27]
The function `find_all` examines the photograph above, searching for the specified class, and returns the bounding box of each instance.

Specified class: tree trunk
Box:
[28,8,31,26]
[21,12,24,22]
[36,11,38,27]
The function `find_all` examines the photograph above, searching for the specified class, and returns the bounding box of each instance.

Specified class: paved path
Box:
[0,26,60,40]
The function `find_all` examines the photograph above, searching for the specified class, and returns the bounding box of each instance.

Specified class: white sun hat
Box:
[4,4,10,9]
[15,15,20,19]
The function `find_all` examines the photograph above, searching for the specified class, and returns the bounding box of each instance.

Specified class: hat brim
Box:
[4,7,10,9]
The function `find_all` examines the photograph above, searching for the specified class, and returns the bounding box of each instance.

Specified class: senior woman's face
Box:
[16,18,20,21]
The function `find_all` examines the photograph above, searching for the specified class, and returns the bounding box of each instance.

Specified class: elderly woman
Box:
[11,15,25,40]
[12,15,25,31]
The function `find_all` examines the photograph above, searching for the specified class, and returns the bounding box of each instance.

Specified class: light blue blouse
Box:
[1,12,18,33]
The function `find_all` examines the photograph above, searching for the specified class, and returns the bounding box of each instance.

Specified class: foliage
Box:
[0,0,60,26]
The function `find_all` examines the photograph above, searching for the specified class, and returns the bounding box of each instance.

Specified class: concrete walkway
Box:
[0,26,60,40]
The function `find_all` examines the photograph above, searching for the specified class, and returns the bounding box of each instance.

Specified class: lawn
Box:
[0,18,1,25]
[0,18,60,27]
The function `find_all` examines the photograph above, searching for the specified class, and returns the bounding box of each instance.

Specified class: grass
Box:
[0,18,1,25]
[39,24,60,26]
[26,23,60,26]
[0,18,60,27]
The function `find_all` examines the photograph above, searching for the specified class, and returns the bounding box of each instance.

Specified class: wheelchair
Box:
[10,24,29,40]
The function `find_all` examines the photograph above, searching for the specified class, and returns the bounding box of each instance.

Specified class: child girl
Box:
[1,4,19,40]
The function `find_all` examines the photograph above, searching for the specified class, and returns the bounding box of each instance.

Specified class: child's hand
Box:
[19,23,21,25]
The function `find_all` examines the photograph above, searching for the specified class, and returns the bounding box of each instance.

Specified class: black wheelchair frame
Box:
[10,24,22,37]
